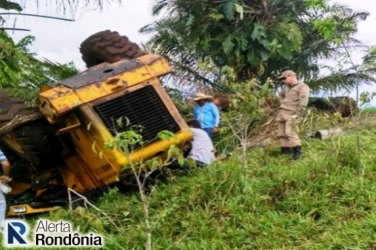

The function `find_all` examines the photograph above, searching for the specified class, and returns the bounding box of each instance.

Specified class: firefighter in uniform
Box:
[276,70,310,160]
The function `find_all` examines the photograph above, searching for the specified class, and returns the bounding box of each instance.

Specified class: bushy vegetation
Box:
[142,0,375,92]
[36,126,376,249]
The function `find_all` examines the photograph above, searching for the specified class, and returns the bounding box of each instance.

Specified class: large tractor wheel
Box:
[0,91,62,171]
[12,119,63,169]
[80,30,145,67]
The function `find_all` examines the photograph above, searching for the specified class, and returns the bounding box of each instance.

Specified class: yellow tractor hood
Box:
[39,54,172,122]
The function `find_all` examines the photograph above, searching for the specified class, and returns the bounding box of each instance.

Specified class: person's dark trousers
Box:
[292,146,302,160]
[281,147,290,154]
[167,160,207,173]
[194,160,207,168]
[167,160,189,173]
[202,127,213,138]
[182,160,207,172]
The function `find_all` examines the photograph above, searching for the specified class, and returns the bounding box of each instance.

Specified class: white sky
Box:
[3,0,376,102]
[6,0,156,70]
[331,0,376,103]
[341,0,376,46]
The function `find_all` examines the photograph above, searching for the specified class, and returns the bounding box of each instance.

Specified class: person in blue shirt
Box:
[0,150,11,229]
[192,92,220,138]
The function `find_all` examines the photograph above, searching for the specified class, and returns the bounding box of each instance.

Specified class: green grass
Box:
[360,106,376,114]
[23,129,376,249]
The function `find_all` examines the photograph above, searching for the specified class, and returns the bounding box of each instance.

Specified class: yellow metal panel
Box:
[39,86,82,120]
[94,129,193,169]
[101,78,128,92]
[144,57,172,78]
[62,156,98,192]
[69,127,116,187]
[67,106,123,187]
[124,130,193,167]
[69,104,192,186]
[116,67,151,86]
[44,80,192,192]
[137,54,171,68]
[39,56,172,122]
[75,85,110,103]
[7,205,61,217]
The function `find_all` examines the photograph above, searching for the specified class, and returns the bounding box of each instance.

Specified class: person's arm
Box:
[1,160,10,177]
[0,160,11,183]
[211,103,220,132]
[297,85,310,116]
[0,150,11,181]
[193,105,199,120]
[278,87,286,101]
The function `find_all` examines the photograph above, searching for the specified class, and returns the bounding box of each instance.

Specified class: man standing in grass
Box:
[276,70,310,160]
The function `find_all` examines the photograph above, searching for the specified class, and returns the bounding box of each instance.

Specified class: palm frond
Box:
[309,71,375,93]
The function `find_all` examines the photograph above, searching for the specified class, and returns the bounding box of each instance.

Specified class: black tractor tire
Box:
[0,91,62,171]
[328,96,358,117]
[12,119,63,169]
[308,96,357,117]
[80,30,145,68]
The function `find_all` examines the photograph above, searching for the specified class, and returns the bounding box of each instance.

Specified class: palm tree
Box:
[0,30,78,102]
[141,0,371,92]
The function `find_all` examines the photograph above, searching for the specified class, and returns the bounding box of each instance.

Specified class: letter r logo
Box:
[5,220,30,246]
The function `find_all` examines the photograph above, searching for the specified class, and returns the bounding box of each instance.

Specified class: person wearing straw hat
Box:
[192,92,220,138]
[276,70,310,160]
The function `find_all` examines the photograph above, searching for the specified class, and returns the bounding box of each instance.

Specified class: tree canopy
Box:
[0,0,124,102]
[142,0,371,92]
[0,30,78,102]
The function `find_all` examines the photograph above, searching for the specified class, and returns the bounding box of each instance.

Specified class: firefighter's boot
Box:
[281,147,290,155]
[292,146,302,160]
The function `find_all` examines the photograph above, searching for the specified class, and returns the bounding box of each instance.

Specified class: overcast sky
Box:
[6,0,156,69]
[341,0,376,44]
[4,0,376,96]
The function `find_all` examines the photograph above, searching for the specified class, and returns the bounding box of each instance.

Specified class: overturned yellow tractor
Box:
[0,30,192,216]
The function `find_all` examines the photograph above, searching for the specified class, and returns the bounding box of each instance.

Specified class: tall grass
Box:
[28,128,376,249]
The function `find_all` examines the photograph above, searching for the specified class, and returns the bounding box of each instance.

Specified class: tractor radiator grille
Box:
[94,85,180,144]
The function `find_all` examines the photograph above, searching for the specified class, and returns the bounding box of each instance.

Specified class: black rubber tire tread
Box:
[12,119,63,169]
[80,30,145,67]
[0,91,62,170]
[113,39,129,47]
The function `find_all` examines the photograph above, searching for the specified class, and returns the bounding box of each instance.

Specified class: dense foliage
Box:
[142,0,372,92]
[0,31,78,102]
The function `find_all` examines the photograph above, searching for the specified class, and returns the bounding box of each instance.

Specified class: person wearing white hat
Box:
[192,92,220,137]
